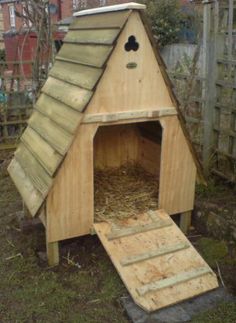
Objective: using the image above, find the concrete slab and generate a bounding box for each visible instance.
[121,287,235,323]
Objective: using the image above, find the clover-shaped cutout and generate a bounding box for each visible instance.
[124,35,139,52]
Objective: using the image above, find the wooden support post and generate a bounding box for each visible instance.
[180,211,192,234]
[202,0,218,173]
[46,240,59,266]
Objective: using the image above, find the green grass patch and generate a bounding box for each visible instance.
[196,238,228,268]
[192,302,236,323]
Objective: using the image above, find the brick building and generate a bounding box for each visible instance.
[0,1,197,73]
[0,0,131,33]
[0,0,132,73]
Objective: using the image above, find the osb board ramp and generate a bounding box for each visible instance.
[93,209,219,313]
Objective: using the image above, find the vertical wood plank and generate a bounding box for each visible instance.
[202,1,218,171]
[228,0,234,62]
[46,124,98,243]
[46,241,59,266]
[180,211,192,234]
[159,116,197,215]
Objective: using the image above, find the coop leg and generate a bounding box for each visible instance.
[46,240,59,266]
[180,211,192,234]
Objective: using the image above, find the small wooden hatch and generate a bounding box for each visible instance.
[94,209,218,312]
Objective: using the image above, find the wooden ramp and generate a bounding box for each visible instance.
[94,209,219,313]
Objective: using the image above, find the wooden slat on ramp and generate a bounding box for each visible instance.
[94,209,219,312]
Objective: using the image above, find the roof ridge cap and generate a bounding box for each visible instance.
[73,2,146,17]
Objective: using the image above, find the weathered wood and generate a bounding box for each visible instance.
[14,143,52,197]
[228,0,234,62]
[41,76,92,112]
[120,242,190,267]
[39,207,46,227]
[216,80,236,89]
[137,267,212,296]
[28,111,72,155]
[202,1,218,171]
[46,241,59,266]
[64,29,120,45]
[83,108,177,124]
[8,159,43,216]
[57,43,113,68]
[50,60,103,90]
[36,93,83,134]
[71,10,130,29]
[21,127,62,177]
[180,211,192,234]
[106,220,173,241]
[0,120,28,126]
[0,60,33,64]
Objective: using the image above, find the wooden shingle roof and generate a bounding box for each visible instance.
[8,9,134,216]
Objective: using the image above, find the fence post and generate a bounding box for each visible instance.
[202,0,218,172]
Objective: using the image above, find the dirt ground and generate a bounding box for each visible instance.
[0,151,236,322]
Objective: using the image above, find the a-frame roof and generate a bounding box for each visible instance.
[8,3,204,217]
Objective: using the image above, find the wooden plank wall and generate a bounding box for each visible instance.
[94,124,139,169]
[138,136,161,176]
[46,124,98,243]
[94,123,161,176]
[46,116,196,243]
[86,12,173,114]
[47,121,162,242]
[159,116,197,215]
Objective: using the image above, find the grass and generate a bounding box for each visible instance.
[0,227,128,322]
[0,172,128,322]
[196,238,228,268]
[192,302,236,323]
[0,165,235,322]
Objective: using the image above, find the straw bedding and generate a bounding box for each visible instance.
[94,164,159,222]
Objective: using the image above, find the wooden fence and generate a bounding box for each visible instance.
[0,1,235,182]
[212,0,236,181]
[0,60,33,150]
[168,0,236,183]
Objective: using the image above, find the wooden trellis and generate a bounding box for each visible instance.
[0,60,33,150]
[169,0,236,182]
[1,1,236,182]
[211,0,236,181]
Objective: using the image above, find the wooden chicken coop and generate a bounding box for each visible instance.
[8,3,218,312]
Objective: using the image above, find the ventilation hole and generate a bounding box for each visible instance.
[124,35,139,52]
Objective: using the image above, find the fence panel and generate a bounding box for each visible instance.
[0,60,33,150]
[212,0,236,181]
[164,0,236,182]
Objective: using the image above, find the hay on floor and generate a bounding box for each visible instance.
[94,164,159,222]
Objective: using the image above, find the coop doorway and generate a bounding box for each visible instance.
[93,121,163,223]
